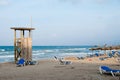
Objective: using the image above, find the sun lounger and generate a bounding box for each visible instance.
[16,58,25,67]
[99,58,105,61]
[77,57,84,60]
[54,56,72,65]
[99,57,108,61]
[58,58,72,65]
[99,66,120,77]
[28,61,38,65]
[95,53,99,57]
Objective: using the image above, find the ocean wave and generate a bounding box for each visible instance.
[59,52,94,57]
[33,52,45,56]
[32,50,42,53]
[0,51,14,55]
[0,46,93,63]
[32,48,87,54]
[33,49,55,53]
[60,52,87,56]
[43,50,55,53]
[0,55,14,58]
[60,48,87,52]
[0,49,5,52]
[67,48,87,51]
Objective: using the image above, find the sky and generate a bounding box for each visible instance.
[0,0,120,46]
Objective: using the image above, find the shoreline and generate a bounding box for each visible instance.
[0,55,119,65]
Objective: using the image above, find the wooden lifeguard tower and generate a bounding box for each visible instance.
[11,27,35,63]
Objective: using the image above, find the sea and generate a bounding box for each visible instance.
[0,46,101,63]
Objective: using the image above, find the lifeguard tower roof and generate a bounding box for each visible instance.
[11,27,35,30]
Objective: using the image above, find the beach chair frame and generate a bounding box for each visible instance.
[99,66,120,79]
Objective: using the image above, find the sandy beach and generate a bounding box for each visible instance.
[1,0,120,80]
[0,56,119,80]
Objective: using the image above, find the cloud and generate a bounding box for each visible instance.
[52,33,57,37]
[95,0,109,4]
[0,0,9,6]
[58,0,82,5]
[58,0,110,5]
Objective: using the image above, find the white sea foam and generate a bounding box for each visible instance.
[0,49,5,52]
[60,52,87,56]
[44,50,55,53]
[33,52,45,56]
[2,52,10,54]
[0,52,11,55]
[0,55,14,58]
[33,49,55,53]
[69,48,86,50]
[33,50,43,53]
[61,48,87,51]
